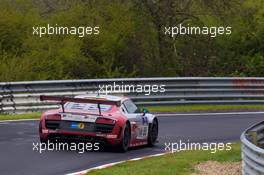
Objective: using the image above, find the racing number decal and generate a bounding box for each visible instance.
[136,116,149,139]
[137,126,148,139]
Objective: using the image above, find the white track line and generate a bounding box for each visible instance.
[67,152,169,175]
[157,111,264,116]
[0,119,39,123]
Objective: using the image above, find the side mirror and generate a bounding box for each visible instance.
[142,108,149,116]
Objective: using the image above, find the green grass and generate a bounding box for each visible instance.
[0,113,40,121]
[147,104,264,113]
[88,143,241,175]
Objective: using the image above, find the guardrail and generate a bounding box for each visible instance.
[241,121,264,175]
[1,77,264,113]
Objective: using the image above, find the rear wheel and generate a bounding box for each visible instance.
[117,123,130,152]
[39,121,48,143]
[148,119,158,146]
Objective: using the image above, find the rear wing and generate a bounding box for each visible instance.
[40,95,121,115]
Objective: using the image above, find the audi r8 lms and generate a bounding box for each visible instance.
[39,94,158,152]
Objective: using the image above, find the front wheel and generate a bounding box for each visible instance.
[117,123,130,152]
[148,119,158,146]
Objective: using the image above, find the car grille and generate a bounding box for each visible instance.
[95,123,115,133]
[45,120,115,133]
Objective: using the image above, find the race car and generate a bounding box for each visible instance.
[39,94,158,152]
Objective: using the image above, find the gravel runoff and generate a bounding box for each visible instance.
[192,161,241,175]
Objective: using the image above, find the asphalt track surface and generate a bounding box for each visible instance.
[0,112,263,175]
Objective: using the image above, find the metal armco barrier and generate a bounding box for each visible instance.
[241,121,264,175]
[2,77,264,113]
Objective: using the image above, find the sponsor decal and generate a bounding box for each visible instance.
[71,122,85,129]
[78,123,85,129]
[61,113,97,122]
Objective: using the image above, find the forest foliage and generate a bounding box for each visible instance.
[0,0,264,81]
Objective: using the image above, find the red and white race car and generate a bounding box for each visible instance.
[39,94,158,152]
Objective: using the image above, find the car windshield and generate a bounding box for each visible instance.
[64,102,112,112]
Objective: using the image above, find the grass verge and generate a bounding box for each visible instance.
[147,104,264,113]
[0,113,40,121]
[88,143,241,175]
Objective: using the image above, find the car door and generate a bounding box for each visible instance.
[122,100,149,140]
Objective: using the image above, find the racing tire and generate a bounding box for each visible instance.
[39,121,45,143]
[117,123,131,152]
[39,121,49,143]
[148,118,158,146]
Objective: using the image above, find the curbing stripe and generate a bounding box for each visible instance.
[67,152,169,175]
